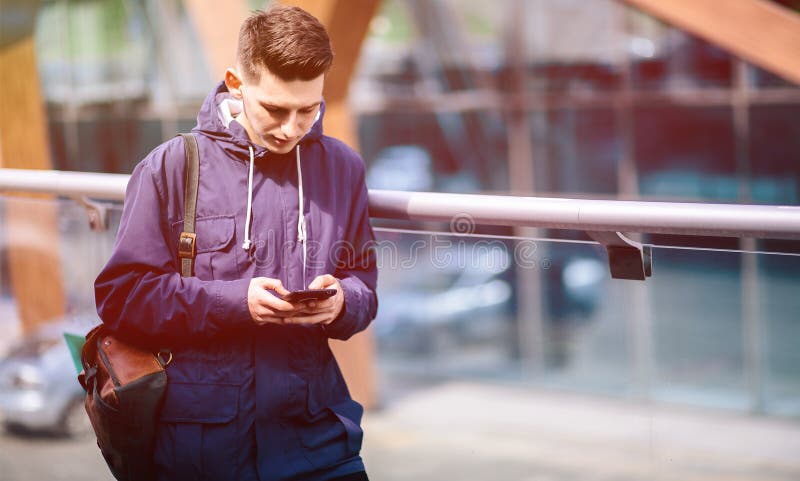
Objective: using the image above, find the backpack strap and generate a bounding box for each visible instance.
[177,133,199,277]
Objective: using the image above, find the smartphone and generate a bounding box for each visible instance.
[282,288,337,303]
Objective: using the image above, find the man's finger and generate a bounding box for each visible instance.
[257,292,299,314]
[309,298,334,310]
[307,275,324,290]
[253,315,286,326]
[264,278,290,296]
[283,312,330,325]
[266,305,300,316]
[307,274,336,289]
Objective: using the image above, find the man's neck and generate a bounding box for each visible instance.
[233,113,266,148]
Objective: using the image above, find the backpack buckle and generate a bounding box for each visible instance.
[178,232,196,259]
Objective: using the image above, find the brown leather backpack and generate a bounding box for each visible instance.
[78,133,199,481]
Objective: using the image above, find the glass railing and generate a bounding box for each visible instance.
[0,195,798,480]
[371,228,800,414]
[365,228,800,480]
[0,196,121,331]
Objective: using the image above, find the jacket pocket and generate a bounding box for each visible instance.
[329,399,364,455]
[154,382,242,480]
[296,377,364,469]
[171,215,238,280]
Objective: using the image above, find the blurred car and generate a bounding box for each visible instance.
[367,144,482,193]
[367,145,435,192]
[375,240,606,354]
[376,242,513,332]
[0,315,98,437]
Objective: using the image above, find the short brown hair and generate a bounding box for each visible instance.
[236,6,334,81]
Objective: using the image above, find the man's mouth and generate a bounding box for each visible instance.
[270,135,293,146]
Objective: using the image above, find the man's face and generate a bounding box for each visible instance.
[229,67,324,154]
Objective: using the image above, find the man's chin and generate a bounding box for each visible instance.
[267,140,298,154]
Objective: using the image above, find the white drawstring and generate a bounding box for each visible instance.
[240,143,306,286]
[296,145,307,287]
[242,145,255,251]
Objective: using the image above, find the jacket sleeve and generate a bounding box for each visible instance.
[324,158,378,341]
[94,148,252,345]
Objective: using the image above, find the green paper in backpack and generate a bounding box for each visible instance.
[64,332,86,374]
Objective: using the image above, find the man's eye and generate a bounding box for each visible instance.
[301,107,316,114]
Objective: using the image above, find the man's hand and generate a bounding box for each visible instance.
[281,274,345,326]
[248,277,311,325]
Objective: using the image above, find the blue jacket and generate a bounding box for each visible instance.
[95,81,378,481]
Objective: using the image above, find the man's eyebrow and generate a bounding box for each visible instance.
[260,101,321,110]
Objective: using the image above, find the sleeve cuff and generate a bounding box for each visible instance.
[214,278,253,328]
[323,276,362,340]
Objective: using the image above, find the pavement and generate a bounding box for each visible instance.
[1,380,799,481]
[363,381,800,481]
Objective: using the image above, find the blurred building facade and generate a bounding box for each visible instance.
[37,0,800,203]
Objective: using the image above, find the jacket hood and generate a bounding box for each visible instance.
[191,81,325,160]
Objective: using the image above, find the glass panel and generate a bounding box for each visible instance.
[368,228,800,479]
[624,5,735,91]
[372,229,800,416]
[758,247,800,415]
[522,0,624,94]
[58,199,123,314]
[47,120,70,172]
[534,108,620,195]
[749,63,800,89]
[177,118,200,136]
[356,1,800,203]
[0,196,121,335]
[0,196,121,481]
[629,31,734,91]
[53,116,165,174]
[35,0,149,103]
[374,229,518,375]
[750,105,800,204]
[536,239,631,392]
[647,246,747,409]
[359,111,508,192]
[635,106,737,201]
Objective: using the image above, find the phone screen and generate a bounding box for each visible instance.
[282,288,337,303]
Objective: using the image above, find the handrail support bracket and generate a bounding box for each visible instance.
[586,231,652,281]
[72,196,110,232]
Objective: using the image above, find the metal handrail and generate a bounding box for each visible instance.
[1,168,799,240]
[0,169,129,200]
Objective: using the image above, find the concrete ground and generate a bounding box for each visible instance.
[1,380,799,480]
[363,381,800,481]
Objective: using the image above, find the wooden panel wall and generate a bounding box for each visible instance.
[183,0,250,77]
[0,13,66,333]
[281,0,381,408]
[622,0,800,85]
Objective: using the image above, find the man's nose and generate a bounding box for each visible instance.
[281,113,301,139]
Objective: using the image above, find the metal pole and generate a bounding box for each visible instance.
[505,0,545,375]
[0,169,129,200]
[734,59,765,413]
[616,3,654,400]
[367,190,800,240]
[1,169,799,239]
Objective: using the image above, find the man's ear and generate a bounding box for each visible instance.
[225,68,244,99]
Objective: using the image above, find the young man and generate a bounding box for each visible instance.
[94,6,377,481]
